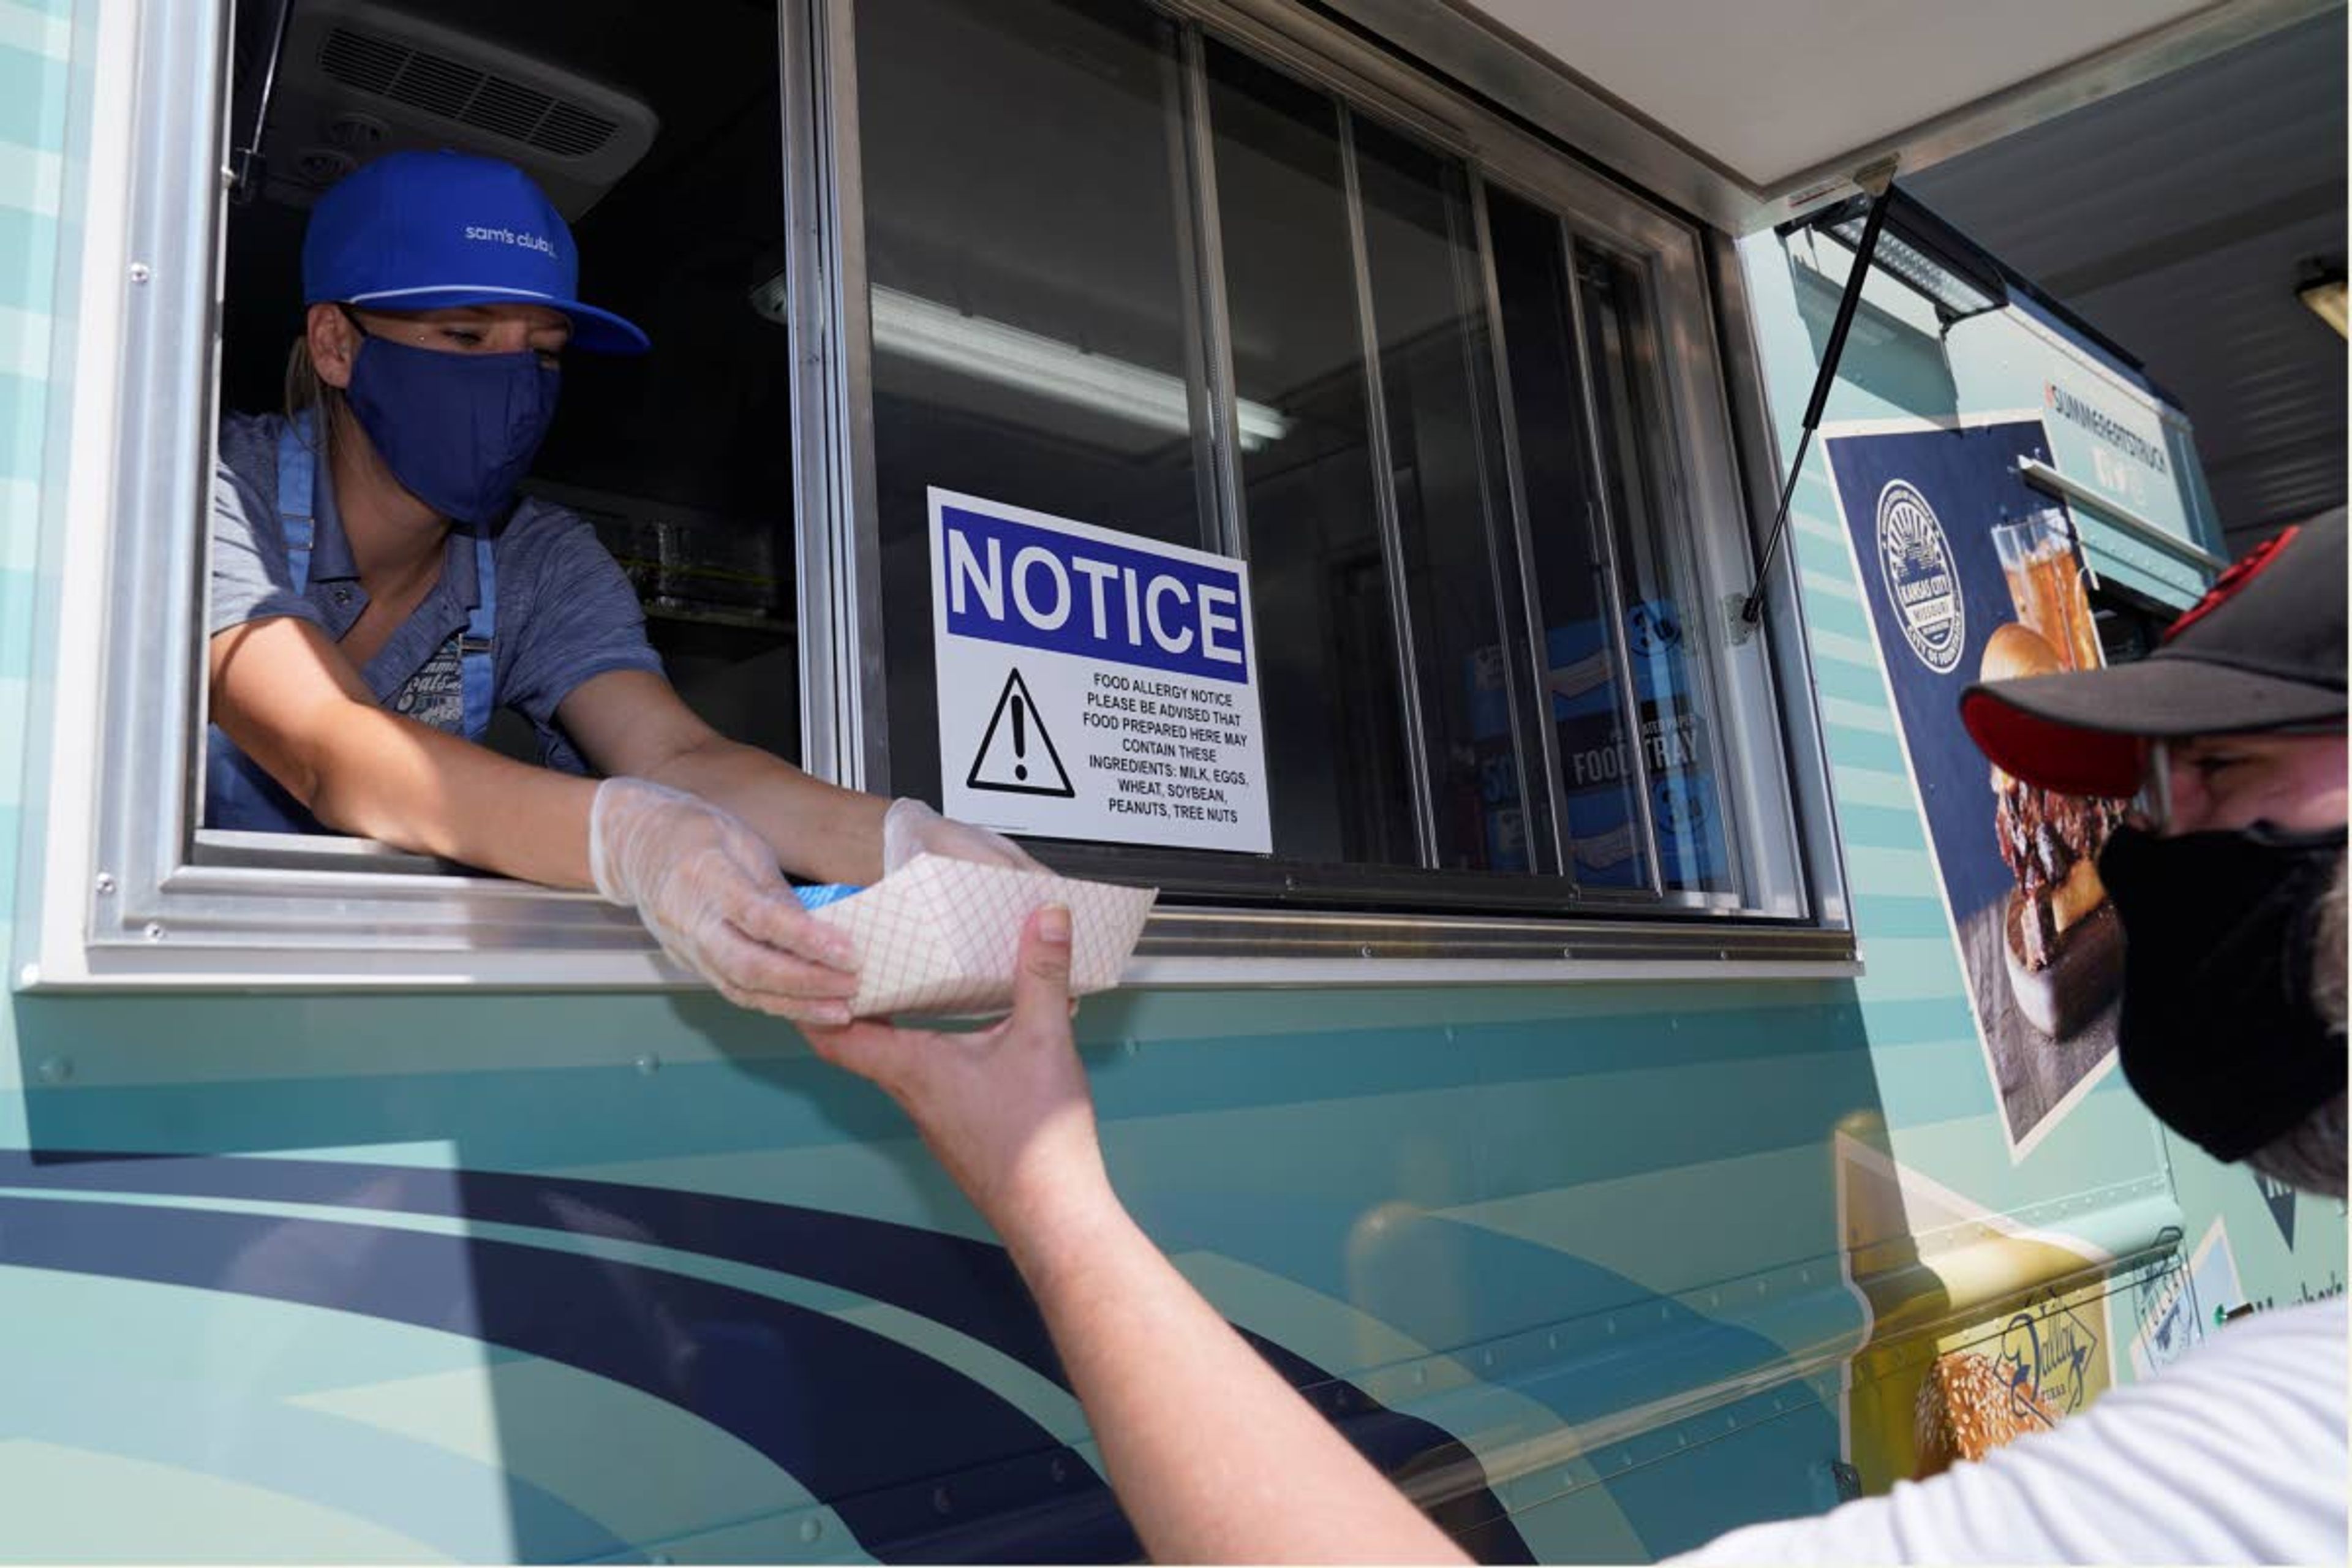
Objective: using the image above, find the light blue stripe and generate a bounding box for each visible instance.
[0,45,63,149]
[1808,627,1878,669]
[0,672,25,805]
[1845,842,1936,893]
[1848,891,1956,942]
[0,141,62,217]
[1817,723,1906,775]
[1832,802,1927,854]
[0,303,48,380]
[0,370,40,481]
[1797,567,1858,605]
[0,6,71,59]
[0,208,56,315]
[1830,764,1915,812]
[1,477,33,571]
[1818,695,1893,735]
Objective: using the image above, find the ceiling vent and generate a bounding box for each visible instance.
[264,0,658,219]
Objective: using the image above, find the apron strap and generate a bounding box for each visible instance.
[459,531,497,742]
[275,412,317,594]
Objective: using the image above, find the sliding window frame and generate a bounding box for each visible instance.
[783,0,1846,962]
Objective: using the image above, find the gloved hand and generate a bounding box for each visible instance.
[882,797,1044,875]
[589,776,862,1023]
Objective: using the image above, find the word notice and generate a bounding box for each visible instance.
[931,488,1272,854]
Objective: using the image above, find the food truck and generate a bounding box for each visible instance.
[0,0,2341,1558]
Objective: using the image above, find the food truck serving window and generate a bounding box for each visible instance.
[823,0,1823,939]
[34,0,1847,987]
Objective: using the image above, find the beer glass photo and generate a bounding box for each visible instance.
[1992,508,2104,672]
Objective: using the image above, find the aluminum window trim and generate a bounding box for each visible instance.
[1336,100,1441,870]
[1557,221,1668,899]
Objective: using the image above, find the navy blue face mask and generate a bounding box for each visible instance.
[339,309,561,527]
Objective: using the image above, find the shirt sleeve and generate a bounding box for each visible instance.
[494,503,665,751]
[1666,1299,2346,1565]
[208,414,326,638]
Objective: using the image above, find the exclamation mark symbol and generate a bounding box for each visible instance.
[1011,693,1029,782]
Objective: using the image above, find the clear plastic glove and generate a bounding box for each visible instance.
[589,776,862,1023]
[882,796,1044,875]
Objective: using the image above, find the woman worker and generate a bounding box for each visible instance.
[208,149,1032,1022]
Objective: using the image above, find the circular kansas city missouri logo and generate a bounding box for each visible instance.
[1875,480,1966,673]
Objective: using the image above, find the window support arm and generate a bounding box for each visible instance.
[1738,158,1898,627]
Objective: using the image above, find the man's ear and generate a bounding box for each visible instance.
[306,302,360,390]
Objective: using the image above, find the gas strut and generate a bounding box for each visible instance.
[1739,159,1899,627]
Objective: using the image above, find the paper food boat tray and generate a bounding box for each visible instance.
[803,854,1158,1017]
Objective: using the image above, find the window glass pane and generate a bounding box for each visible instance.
[858,0,1208,807]
[1573,242,1735,895]
[1483,186,1653,889]
[1204,43,1419,867]
[1352,119,1532,874]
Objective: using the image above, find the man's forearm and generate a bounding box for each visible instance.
[642,739,889,885]
[1006,1186,1468,1566]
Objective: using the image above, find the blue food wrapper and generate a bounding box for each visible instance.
[791,883,864,913]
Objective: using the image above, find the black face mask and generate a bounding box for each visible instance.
[2098,823,2347,1161]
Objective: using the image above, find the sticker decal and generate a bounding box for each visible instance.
[1875,479,1967,674]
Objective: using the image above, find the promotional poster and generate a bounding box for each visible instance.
[1822,417,2124,1154]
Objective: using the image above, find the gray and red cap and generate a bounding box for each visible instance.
[1961,509,2347,798]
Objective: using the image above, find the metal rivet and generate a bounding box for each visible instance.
[1282,874,1297,892]
[1560,946,1573,959]
[1359,944,1374,959]
[143,921,165,943]
[1717,949,1731,960]
[129,262,151,284]
[36,1057,72,1084]
[635,1055,659,1076]
[932,1485,952,1515]
[798,1518,823,1543]
[94,872,116,895]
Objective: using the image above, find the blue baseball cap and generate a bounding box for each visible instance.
[302,149,649,355]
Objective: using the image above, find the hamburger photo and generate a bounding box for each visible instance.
[1980,622,2125,1037]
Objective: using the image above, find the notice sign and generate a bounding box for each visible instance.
[930,488,1272,853]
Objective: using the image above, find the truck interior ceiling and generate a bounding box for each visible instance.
[222,0,801,766]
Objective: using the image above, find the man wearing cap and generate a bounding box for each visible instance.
[209,150,1035,1022]
[804,511,2346,1562]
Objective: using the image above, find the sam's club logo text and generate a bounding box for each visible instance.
[464,225,559,259]
[1875,480,1965,674]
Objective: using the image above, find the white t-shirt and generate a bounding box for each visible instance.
[1672,1296,2346,1564]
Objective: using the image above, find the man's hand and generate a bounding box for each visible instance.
[803,906,1112,1241]
[883,797,1046,875]
[589,776,863,1023]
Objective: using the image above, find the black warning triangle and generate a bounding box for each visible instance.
[967,668,1075,797]
[2255,1172,2297,1249]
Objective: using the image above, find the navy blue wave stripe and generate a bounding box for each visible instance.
[0,1153,1531,1562]
[0,1194,1136,1564]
